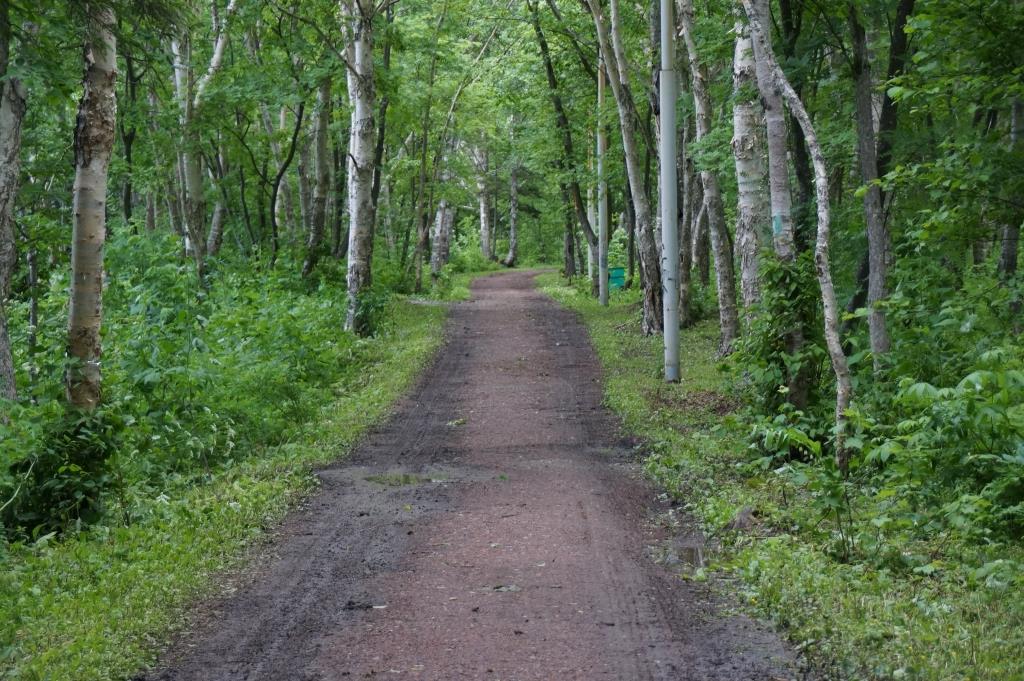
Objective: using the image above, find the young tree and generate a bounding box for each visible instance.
[67,4,117,411]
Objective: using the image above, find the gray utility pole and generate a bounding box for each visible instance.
[598,57,610,306]
[660,0,680,381]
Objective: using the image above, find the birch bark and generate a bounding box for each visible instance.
[67,5,117,411]
[743,0,854,472]
[678,0,739,352]
[504,162,519,267]
[731,14,768,313]
[342,0,378,334]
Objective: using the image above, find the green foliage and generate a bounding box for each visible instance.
[542,271,1024,681]
[0,247,452,680]
[733,251,827,413]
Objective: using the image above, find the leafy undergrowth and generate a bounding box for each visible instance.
[0,239,487,680]
[538,272,1024,681]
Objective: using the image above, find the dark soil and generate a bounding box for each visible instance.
[146,270,799,681]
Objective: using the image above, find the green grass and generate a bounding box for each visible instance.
[538,272,1024,681]
[0,297,449,681]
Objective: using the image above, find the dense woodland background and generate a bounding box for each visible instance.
[0,0,1022,678]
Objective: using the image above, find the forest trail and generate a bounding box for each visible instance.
[148,270,797,681]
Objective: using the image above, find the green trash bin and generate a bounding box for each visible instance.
[609,267,626,290]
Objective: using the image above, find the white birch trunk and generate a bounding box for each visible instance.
[731,14,768,313]
[342,0,378,333]
[431,199,454,276]
[67,5,116,411]
[749,0,795,261]
[504,164,518,267]
[471,146,492,259]
[744,0,854,472]
[679,0,740,353]
[586,186,596,280]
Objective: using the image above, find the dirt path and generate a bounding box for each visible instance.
[148,271,797,681]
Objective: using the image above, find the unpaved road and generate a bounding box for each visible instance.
[148,271,797,681]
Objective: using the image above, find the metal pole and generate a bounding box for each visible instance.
[660,0,680,381]
[598,57,609,306]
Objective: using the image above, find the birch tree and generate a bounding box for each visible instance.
[67,5,117,411]
[678,0,739,352]
[848,5,891,369]
[342,0,378,334]
[730,12,768,313]
[584,0,663,334]
[172,0,240,280]
[470,146,492,259]
[743,0,854,473]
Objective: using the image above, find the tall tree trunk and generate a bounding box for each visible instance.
[259,103,297,233]
[297,125,313,234]
[679,0,739,353]
[849,5,891,370]
[303,79,332,278]
[269,102,306,267]
[749,0,808,408]
[430,199,454,277]
[731,13,768,314]
[586,0,662,334]
[412,4,447,292]
[597,62,610,304]
[561,183,576,276]
[429,133,453,277]
[331,128,348,259]
[342,0,378,334]
[206,142,228,255]
[744,0,853,473]
[504,162,519,267]
[119,47,138,228]
[145,193,157,232]
[67,5,117,411]
[0,3,26,402]
[371,3,394,217]
[528,0,599,265]
[678,111,693,325]
[472,147,492,259]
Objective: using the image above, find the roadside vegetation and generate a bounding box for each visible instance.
[541,272,1024,681]
[0,234,496,680]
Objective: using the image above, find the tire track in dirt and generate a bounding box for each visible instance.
[147,270,798,681]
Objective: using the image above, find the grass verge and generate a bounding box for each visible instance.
[538,272,1024,681]
[0,290,458,681]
